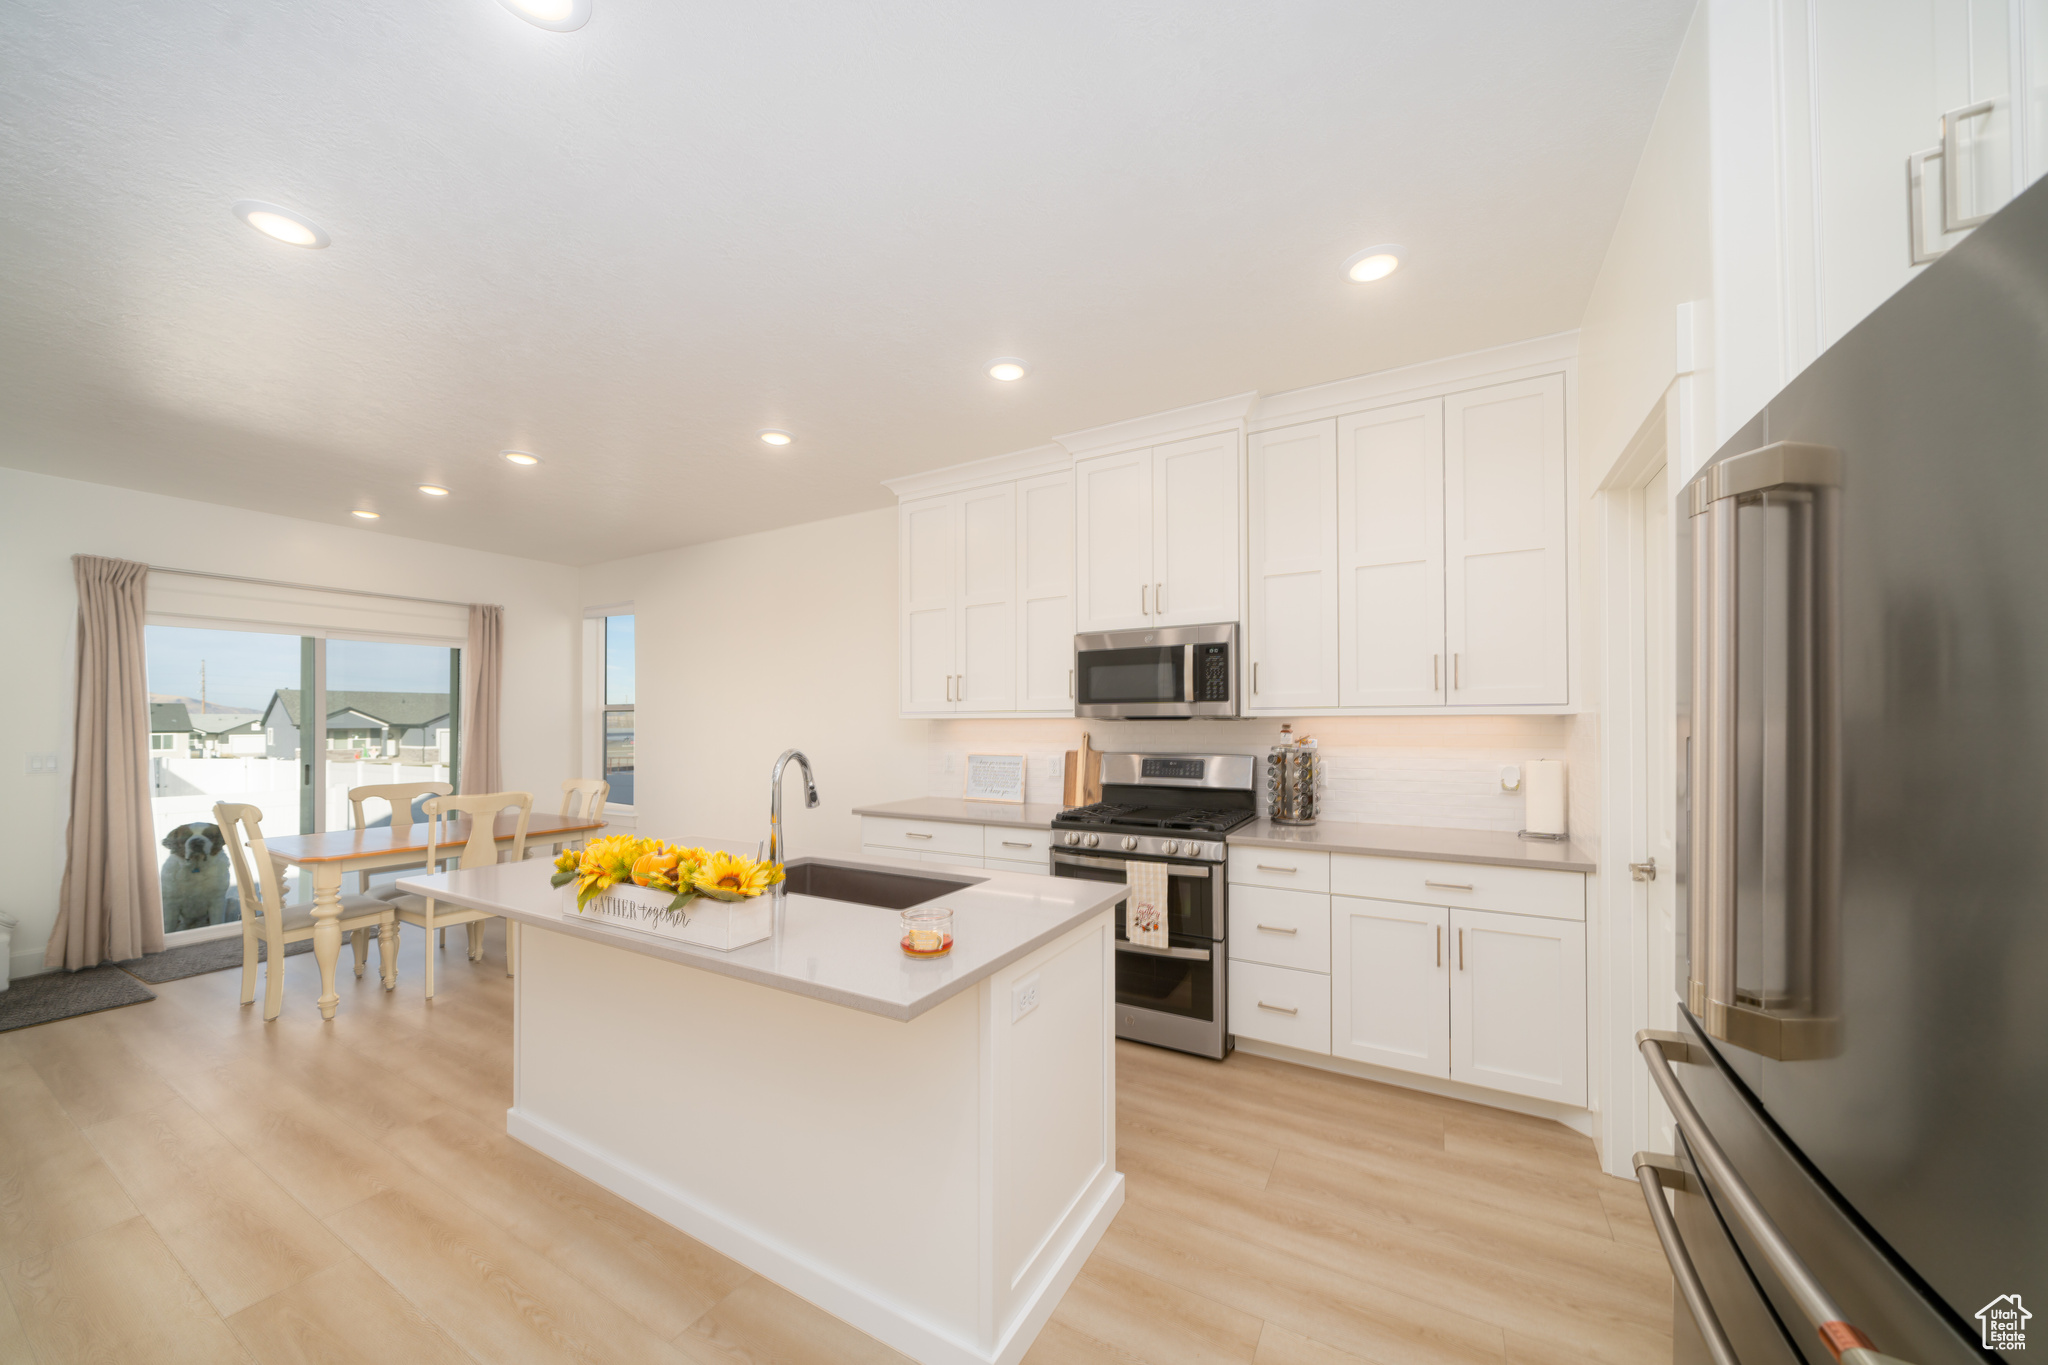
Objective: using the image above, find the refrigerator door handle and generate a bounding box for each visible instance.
[1638,1032,1915,1365]
[1631,1153,1739,1365]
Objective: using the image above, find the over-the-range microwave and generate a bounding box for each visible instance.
[1073,622,1238,720]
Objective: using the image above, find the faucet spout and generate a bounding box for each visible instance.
[768,749,819,866]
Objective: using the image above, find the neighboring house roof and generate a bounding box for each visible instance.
[264,689,451,729]
[150,701,192,733]
[188,711,262,736]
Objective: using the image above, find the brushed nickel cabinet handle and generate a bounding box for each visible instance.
[1001,840,1032,850]
[1253,661,1260,694]
[1256,1001,1300,1015]
[905,831,934,840]
[1425,880,1473,891]
[1140,584,1148,616]
[1155,581,1164,614]
[1433,654,1439,691]
[1256,863,1296,874]
[1255,923,1298,935]
[1458,928,1465,970]
[1436,924,1442,967]
[1069,668,1075,699]
[1454,653,1461,689]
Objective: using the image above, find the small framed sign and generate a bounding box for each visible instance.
[963,752,1027,804]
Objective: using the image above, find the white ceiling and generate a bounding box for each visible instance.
[0,1,1691,565]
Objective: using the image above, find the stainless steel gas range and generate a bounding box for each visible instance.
[1049,752,1257,1060]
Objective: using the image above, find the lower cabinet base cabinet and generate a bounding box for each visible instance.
[1448,906,1586,1106]
[1228,960,1331,1053]
[1330,896,1450,1078]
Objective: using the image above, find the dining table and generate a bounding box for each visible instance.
[261,812,610,1018]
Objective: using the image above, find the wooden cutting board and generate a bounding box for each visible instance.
[1062,733,1101,808]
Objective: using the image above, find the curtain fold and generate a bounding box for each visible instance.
[46,555,163,970]
[460,603,504,794]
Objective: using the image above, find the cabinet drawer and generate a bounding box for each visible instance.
[983,826,1052,861]
[1228,885,1330,973]
[1229,961,1331,1053]
[859,816,984,858]
[1227,846,1330,893]
[860,845,985,871]
[985,856,1048,876]
[1331,854,1583,922]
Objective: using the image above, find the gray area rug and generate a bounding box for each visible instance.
[0,966,156,1033]
[120,935,313,984]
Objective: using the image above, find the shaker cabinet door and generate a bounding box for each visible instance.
[1337,399,1445,708]
[900,495,957,714]
[955,484,1016,711]
[1074,449,1154,632]
[1444,376,1567,706]
[1151,431,1242,628]
[1448,906,1586,1105]
[1247,420,1338,711]
[1015,472,1076,713]
[1331,896,1449,1078]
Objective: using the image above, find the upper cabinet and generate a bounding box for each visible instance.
[1337,399,1444,709]
[1076,430,1242,633]
[1247,421,1339,710]
[898,472,1074,718]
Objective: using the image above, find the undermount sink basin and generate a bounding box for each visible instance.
[779,858,981,910]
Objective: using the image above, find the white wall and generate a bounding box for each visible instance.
[0,466,583,978]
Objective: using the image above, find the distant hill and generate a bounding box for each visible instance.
[149,692,264,715]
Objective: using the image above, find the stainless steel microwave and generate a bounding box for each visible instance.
[1073,622,1238,719]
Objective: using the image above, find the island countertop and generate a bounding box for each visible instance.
[1227,818,1595,873]
[397,849,1123,1022]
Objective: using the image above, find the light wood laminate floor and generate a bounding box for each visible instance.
[0,922,1672,1365]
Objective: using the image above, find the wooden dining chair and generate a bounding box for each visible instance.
[375,791,532,998]
[534,778,610,859]
[346,780,453,976]
[215,802,398,1021]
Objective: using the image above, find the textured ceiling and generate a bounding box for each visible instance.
[0,1,1691,564]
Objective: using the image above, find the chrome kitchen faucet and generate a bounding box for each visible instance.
[768,749,818,866]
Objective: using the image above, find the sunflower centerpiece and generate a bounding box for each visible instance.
[551,835,786,950]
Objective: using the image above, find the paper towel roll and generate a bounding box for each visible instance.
[1523,759,1567,836]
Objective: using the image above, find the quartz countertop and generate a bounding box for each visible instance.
[397,847,1121,1022]
[1227,819,1595,873]
[851,796,1066,829]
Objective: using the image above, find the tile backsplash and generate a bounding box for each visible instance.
[924,714,1596,840]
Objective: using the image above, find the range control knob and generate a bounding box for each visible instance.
[1121,836,1138,852]
[1084,834,1100,849]
[1062,832,1080,846]
[1162,840,1181,856]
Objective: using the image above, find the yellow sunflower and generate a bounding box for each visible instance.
[689,850,786,902]
[574,834,651,908]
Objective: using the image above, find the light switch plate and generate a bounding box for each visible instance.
[1011,972,1040,1022]
[26,752,58,776]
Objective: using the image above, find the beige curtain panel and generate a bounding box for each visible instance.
[46,555,164,970]
[461,602,504,794]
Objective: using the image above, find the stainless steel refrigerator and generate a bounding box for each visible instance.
[1646,174,2048,1362]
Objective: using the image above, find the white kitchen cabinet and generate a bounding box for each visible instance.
[1330,895,1450,1078]
[899,495,958,715]
[1336,399,1444,708]
[1449,906,1586,1106]
[899,487,1015,715]
[1074,448,1154,632]
[1247,420,1339,711]
[1229,960,1333,1053]
[1015,472,1076,713]
[1443,375,1568,706]
[1074,432,1242,633]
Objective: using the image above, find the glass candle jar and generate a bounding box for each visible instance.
[901,906,954,958]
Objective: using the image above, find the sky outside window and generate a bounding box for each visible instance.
[606,615,635,704]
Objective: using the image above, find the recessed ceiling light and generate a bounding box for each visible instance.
[351,509,380,520]
[497,0,591,31]
[987,358,1029,382]
[1343,245,1404,283]
[501,451,540,466]
[418,485,451,496]
[232,200,329,249]
[757,429,793,447]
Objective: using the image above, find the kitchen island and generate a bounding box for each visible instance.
[397,849,1125,1365]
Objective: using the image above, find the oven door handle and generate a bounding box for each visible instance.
[1114,940,1212,961]
[1052,850,1214,877]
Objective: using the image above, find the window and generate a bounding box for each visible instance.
[603,614,635,806]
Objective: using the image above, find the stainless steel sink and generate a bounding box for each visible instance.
[779,858,981,909]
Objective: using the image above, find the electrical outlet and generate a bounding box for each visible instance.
[1011,972,1040,1022]
[25,752,58,776]
[1499,764,1521,792]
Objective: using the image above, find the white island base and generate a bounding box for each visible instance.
[469,863,1123,1365]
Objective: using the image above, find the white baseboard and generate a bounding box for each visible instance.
[1234,1038,1598,1137]
[506,1106,1122,1365]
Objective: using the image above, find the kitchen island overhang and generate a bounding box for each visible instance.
[399,851,1126,1365]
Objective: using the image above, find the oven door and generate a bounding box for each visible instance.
[1050,849,1222,940]
[1074,624,1236,718]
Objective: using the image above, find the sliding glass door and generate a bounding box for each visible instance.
[144,624,461,939]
